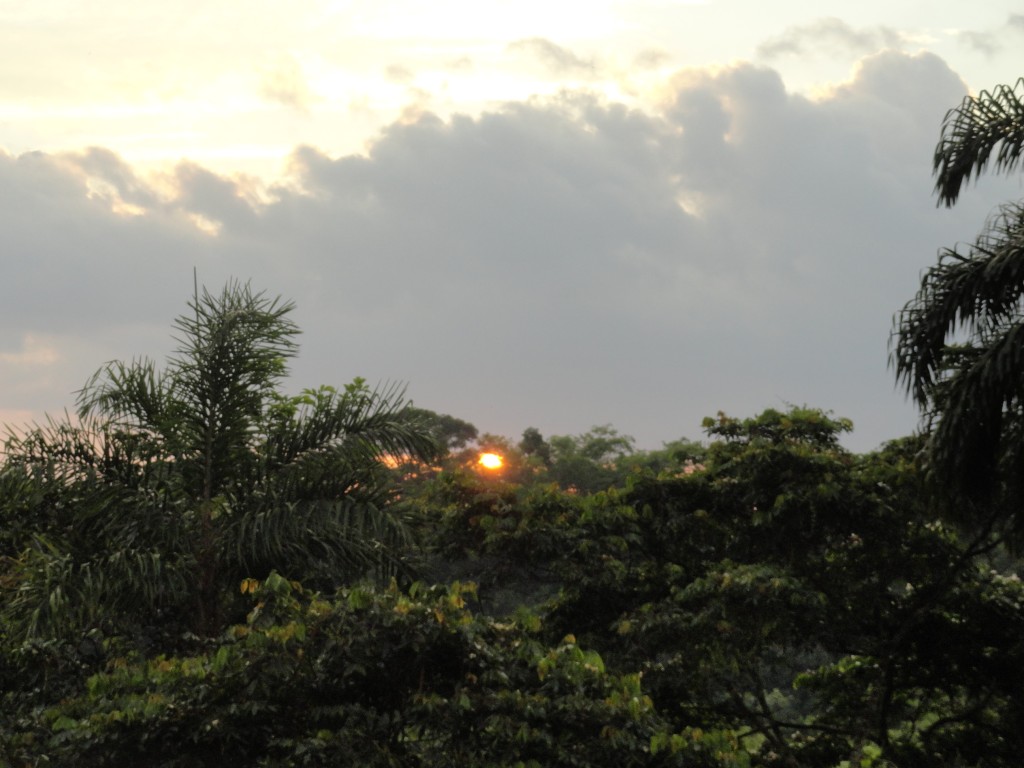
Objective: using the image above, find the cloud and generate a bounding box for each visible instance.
[953,22,1021,57]
[758,17,905,59]
[634,49,671,70]
[0,334,76,423]
[507,38,596,76]
[0,148,210,334]
[0,335,58,366]
[259,54,313,110]
[446,56,474,72]
[385,64,415,84]
[74,148,162,211]
[956,30,999,56]
[950,14,1024,57]
[2,52,1013,452]
[172,163,261,232]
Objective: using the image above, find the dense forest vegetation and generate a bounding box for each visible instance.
[2,80,1023,767]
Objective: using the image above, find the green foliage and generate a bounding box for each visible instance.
[10,576,725,767]
[5,394,1024,766]
[519,427,552,467]
[547,425,636,494]
[403,407,479,451]
[533,407,1024,766]
[408,468,577,615]
[702,407,852,448]
[516,424,702,496]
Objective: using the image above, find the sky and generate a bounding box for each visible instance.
[2,1,1023,453]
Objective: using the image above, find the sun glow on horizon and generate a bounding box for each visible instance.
[478,452,504,470]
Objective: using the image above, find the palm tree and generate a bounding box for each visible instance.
[892,78,1024,507]
[1,280,439,640]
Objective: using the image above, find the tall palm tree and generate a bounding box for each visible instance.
[1,281,439,640]
[892,78,1024,507]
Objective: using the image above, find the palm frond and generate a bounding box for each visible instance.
[225,496,415,586]
[1,537,191,640]
[332,381,442,463]
[6,414,120,483]
[934,78,1024,206]
[927,322,1024,499]
[75,358,168,431]
[891,202,1024,403]
[168,280,300,499]
[4,413,179,494]
[171,280,299,411]
[261,381,441,472]
[2,541,83,639]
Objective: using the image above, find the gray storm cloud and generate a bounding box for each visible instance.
[1,52,1013,450]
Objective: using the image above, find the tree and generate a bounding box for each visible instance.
[8,403,1024,766]
[519,426,552,466]
[892,78,1024,508]
[404,407,479,451]
[544,408,1024,766]
[15,576,747,768]
[547,425,636,493]
[0,280,439,642]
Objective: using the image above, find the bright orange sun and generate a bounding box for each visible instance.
[478,452,504,470]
